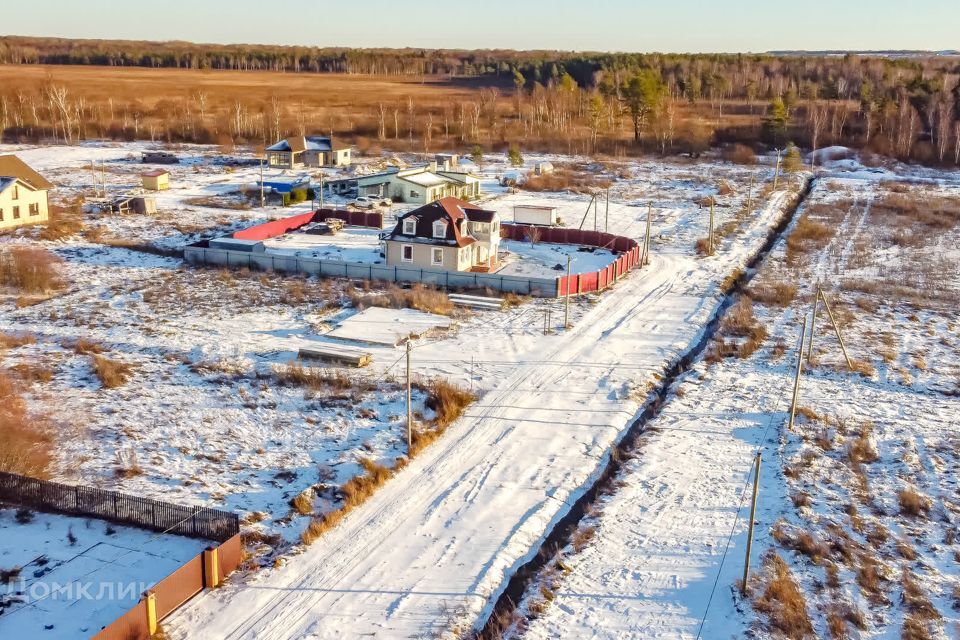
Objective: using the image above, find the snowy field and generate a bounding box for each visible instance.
[1,139,803,638]
[511,160,960,639]
[0,508,208,640]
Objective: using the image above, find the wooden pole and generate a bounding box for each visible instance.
[788,316,807,432]
[319,172,324,210]
[593,193,598,231]
[259,157,265,208]
[806,285,820,364]
[564,255,572,329]
[708,201,715,255]
[644,203,652,265]
[741,452,762,595]
[819,289,854,370]
[406,340,413,455]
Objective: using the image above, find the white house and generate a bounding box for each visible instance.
[513,204,560,226]
[357,164,481,204]
[384,197,500,272]
[0,155,53,232]
[265,136,351,168]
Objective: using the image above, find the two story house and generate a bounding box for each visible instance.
[384,197,500,272]
[265,136,352,168]
[0,155,54,233]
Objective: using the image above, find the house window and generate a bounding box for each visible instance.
[432,220,447,238]
[431,248,444,266]
[401,245,413,262]
[29,203,39,216]
[410,190,418,199]
[12,206,20,219]
[11,185,18,200]
[403,218,416,235]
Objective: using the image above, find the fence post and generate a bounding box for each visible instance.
[75,485,80,510]
[113,493,118,518]
[144,591,158,635]
[193,505,199,535]
[203,546,221,588]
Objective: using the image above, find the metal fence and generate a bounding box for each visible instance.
[0,472,239,542]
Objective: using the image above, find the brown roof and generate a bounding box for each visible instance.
[141,169,169,178]
[387,197,498,247]
[0,155,54,191]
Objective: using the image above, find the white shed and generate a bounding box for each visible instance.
[513,204,560,226]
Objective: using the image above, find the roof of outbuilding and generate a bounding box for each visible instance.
[0,155,54,191]
[266,136,349,154]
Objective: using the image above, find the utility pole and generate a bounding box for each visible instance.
[406,340,413,455]
[319,173,324,211]
[259,156,266,208]
[787,316,807,432]
[746,175,754,213]
[605,187,609,232]
[773,148,783,191]
[564,255,572,329]
[593,193,598,231]
[806,284,820,364]
[643,203,652,265]
[708,201,715,256]
[741,452,762,596]
[819,288,853,370]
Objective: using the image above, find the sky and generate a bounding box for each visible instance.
[5,0,960,53]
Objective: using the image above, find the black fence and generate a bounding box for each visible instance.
[0,472,239,542]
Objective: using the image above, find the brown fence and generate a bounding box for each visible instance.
[313,207,384,229]
[93,534,243,640]
[501,223,644,296]
[0,471,239,542]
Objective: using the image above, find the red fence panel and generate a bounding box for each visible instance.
[233,212,316,240]
[93,600,149,640]
[154,555,204,620]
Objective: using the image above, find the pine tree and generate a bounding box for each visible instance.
[507,145,523,167]
[762,97,789,146]
[782,143,803,172]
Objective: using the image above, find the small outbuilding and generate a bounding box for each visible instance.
[534,161,554,176]
[513,204,560,226]
[141,170,170,191]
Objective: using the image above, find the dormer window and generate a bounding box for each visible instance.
[403,218,417,235]
[433,220,448,239]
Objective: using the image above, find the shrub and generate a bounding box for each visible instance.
[724,144,758,165]
[272,362,359,393]
[0,332,36,349]
[752,551,814,638]
[0,246,65,293]
[70,338,104,355]
[39,207,84,241]
[421,379,474,429]
[290,488,315,516]
[91,355,133,388]
[786,215,833,263]
[747,282,798,307]
[0,371,52,477]
[898,488,931,518]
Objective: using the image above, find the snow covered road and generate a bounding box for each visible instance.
[166,188,800,640]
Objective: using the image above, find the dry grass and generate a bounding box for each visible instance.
[38,206,84,241]
[772,521,829,565]
[706,297,768,362]
[747,281,798,307]
[290,488,315,516]
[752,551,814,639]
[0,332,36,349]
[786,214,834,264]
[272,361,359,393]
[0,370,53,478]
[69,337,104,355]
[91,355,133,388]
[410,378,475,456]
[301,458,396,545]
[902,569,941,622]
[898,488,931,518]
[520,168,610,194]
[0,246,65,293]
[348,283,453,316]
[10,362,54,384]
[855,552,888,605]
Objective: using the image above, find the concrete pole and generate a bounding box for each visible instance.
[787,316,807,432]
[773,149,782,191]
[806,285,820,364]
[564,255,572,329]
[741,452,762,596]
[708,201,715,255]
[644,203,652,266]
[259,156,265,208]
[406,340,413,455]
[819,289,854,370]
[605,187,610,232]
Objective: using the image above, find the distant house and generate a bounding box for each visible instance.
[535,161,554,175]
[265,136,351,169]
[0,155,53,232]
[142,151,179,164]
[357,164,481,204]
[384,197,500,272]
[141,169,170,191]
[513,204,560,226]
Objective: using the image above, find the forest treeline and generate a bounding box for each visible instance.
[2,36,960,165]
